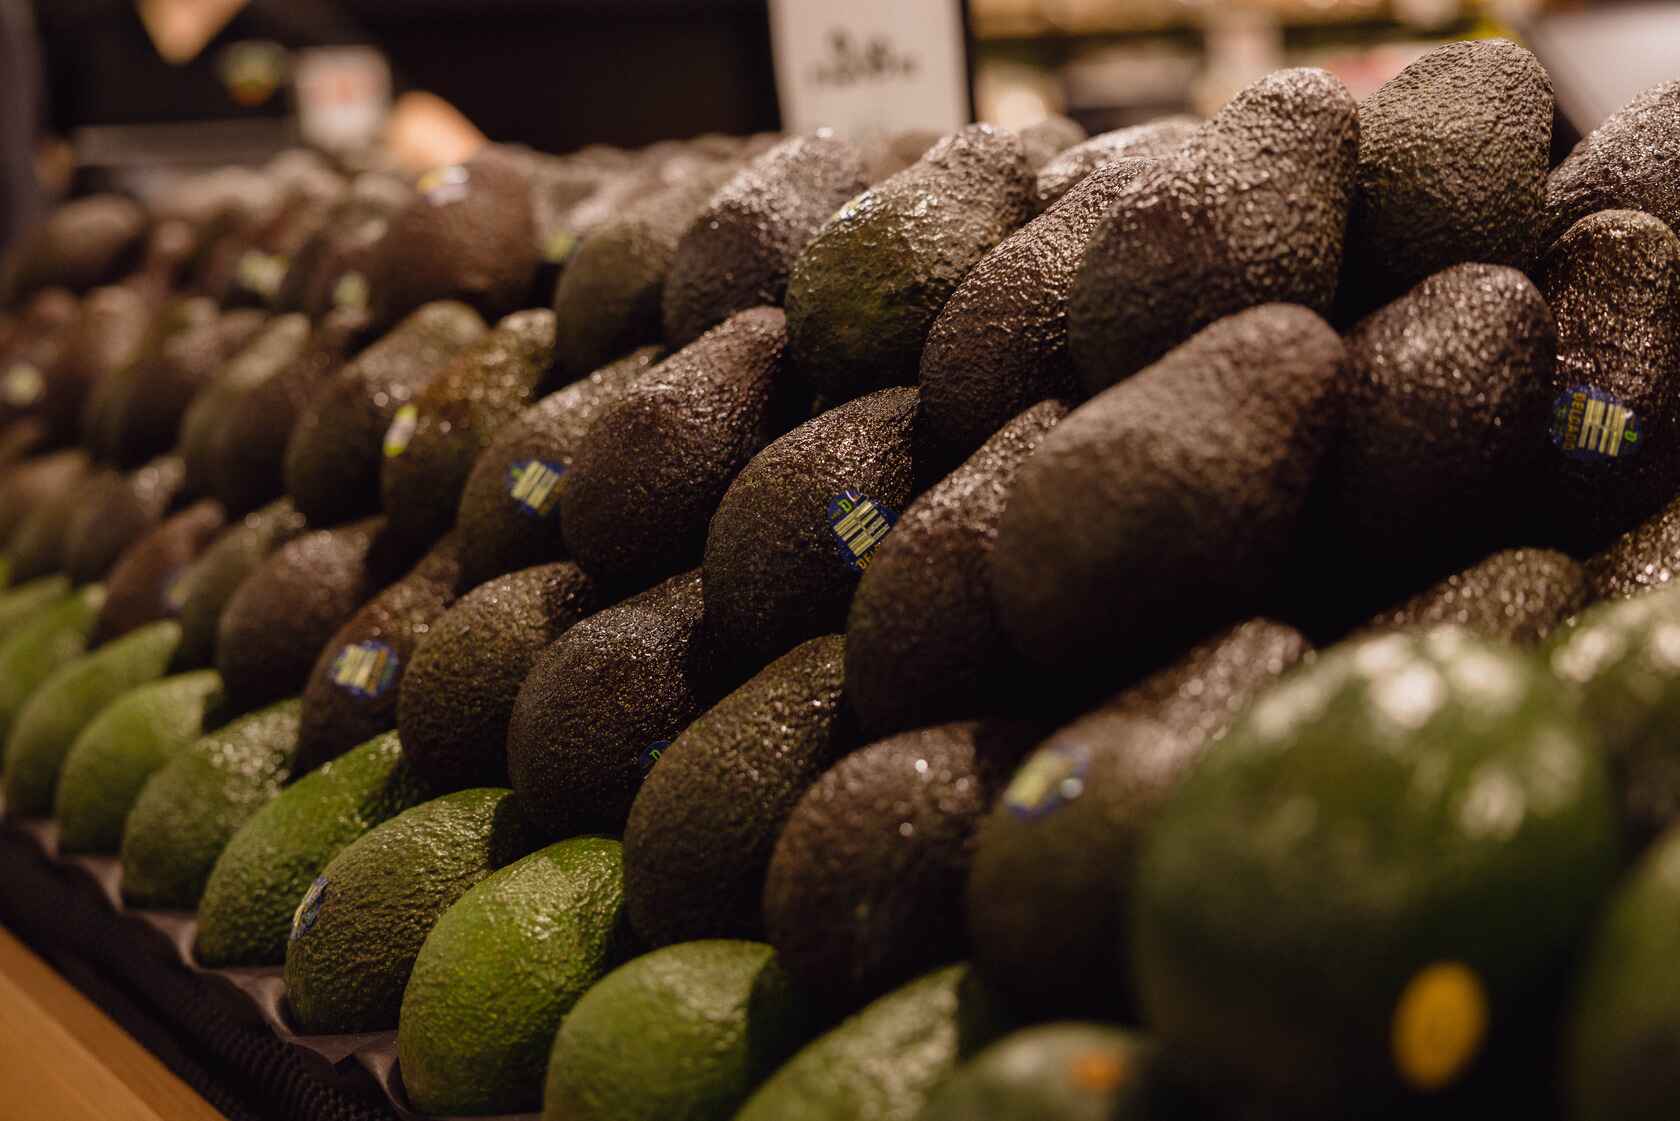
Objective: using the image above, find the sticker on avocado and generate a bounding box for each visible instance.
[507,459,566,518]
[544,229,578,265]
[827,490,896,573]
[639,740,670,775]
[333,271,369,312]
[418,165,470,207]
[163,567,193,614]
[237,251,288,300]
[1003,742,1090,820]
[1067,1048,1130,1094]
[1551,386,1640,460]
[383,404,419,458]
[2,364,43,408]
[328,641,400,700]
[1391,961,1489,1091]
[291,876,328,941]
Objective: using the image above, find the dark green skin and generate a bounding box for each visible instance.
[364,147,539,331]
[171,499,308,671]
[662,134,873,348]
[1336,40,1553,319]
[6,466,113,583]
[454,346,661,590]
[194,730,432,966]
[507,570,709,837]
[398,837,634,1116]
[561,307,799,590]
[215,517,387,713]
[0,585,103,751]
[36,285,152,447]
[398,561,603,790]
[1134,627,1619,1115]
[847,402,1066,737]
[91,499,226,646]
[918,160,1149,470]
[1032,117,1198,214]
[77,297,211,466]
[1537,210,1680,553]
[1359,548,1586,646]
[380,308,557,549]
[623,635,857,948]
[764,720,1041,1011]
[61,456,186,586]
[1568,823,1680,1120]
[178,315,313,500]
[1546,585,1680,848]
[543,940,820,1121]
[121,698,302,911]
[967,620,1310,1020]
[1546,80,1680,247]
[1068,68,1357,393]
[703,387,919,672]
[786,124,1033,400]
[3,194,147,300]
[1018,115,1087,171]
[0,448,91,546]
[992,305,1342,677]
[284,787,544,1033]
[1586,493,1680,602]
[919,1024,1160,1121]
[734,964,1013,1121]
[285,301,486,527]
[276,172,412,317]
[290,533,464,777]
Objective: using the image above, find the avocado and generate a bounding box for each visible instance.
[1336,40,1553,318]
[59,456,187,586]
[1536,210,1680,552]
[703,386,918,670]
[364,147,541,330]
[177,314,312,499]
[215,517,391,712]
[0,420,44,472]
[507,569,709,836]
[35,285,152,447]
[0,584,103,748]
[1067,69,1357,393]
[543,940,819,1121]
[2,195,147,300]
[734,963,1012,1121]
[786,124,1033,400]
[76,296,207,462]
[1566,822,1680,1120]
[120,697,302,910]
[397,836,632,1115]
[966,620,1310,1019]
[3,619,181,816]
[919,1023,1160,1121]
[91,499,226,645]
[1546,80,1680,247]
[0,292,79,439]
[53,670,222,853]
[1032,116,1198,214]
[1360,548,1586,645]
[194,729,433,966]
[292,533,464,775]
[847,402,1066,735]
[171,499,307,670]
[0,448,91,545]
[1018,115,1088,170]
[398,561,603,790]
[858,128,943,182]
[623,634,856,947]
[661,134,872,348]
[284,787,544,1032]
[454,345,661,589]
[224,171,346,309]
[276,172,413,318]
[1133,627,1618,1114]
[765,720,1040,1009]
[6,466,112,583]
[991,304,1341,680]
[918,159,1149,468]
[0,574,71,639]
[561,307,798,589]
[381,309,557,548]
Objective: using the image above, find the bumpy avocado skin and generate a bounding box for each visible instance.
[0,586,103,748]
[561,307,798,589]
[172,499,308,670]
[1018,115,1087,170]
[1068,69,1357,393]
[1537,210,1680,552]
[967,620,1310,1020]
[662,134,872,347]
[1032,116,1197,213]
[1337,40,1553,317]
[285,302,486,527]
[399,562,603,790]
[1360,548,1586,646]
[1546,80,1680,247]
[847,402,1065,736]
[92,499,226,646]
[622,635,857,948]
[786,125,1034,400]
[703,387,919,671]
[506,570,708,837]
[991,305,1342,678]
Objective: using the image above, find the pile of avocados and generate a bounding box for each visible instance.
[6,40,1680,1121]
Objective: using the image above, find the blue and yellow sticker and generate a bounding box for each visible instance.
[418,165,470,207]
[383,404,419,459]
[827,490,897,573]
[329,641,400,700]
[507,459,566,518]
[1003,742,1090,820]
[291,876,328,941]
[1552,386,1640,461]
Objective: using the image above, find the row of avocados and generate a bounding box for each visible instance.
[2,33,1680,1121]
